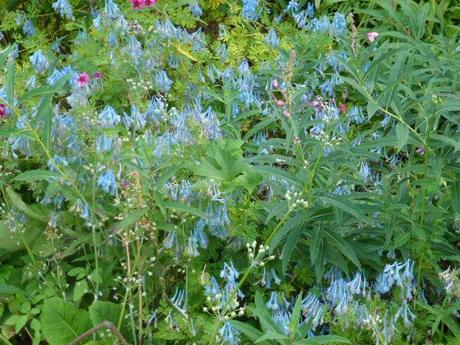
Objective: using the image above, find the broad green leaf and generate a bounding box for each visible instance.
[0,283,24,295]
[41,297,92,345]
[310,226,323,267]
[5,187,47,221]
[73,280,88,302]
[13,170,60,182]
[89,301,131,341]
[0,45,16,70]
[395,123,409,152]
[253,166,302,188]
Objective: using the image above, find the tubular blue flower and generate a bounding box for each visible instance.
[266,292,280,310]
[164,230,177,249]
[52,0,75,20]
[193,219,208,248]
[170,288,187,315]
[395,301,416,327]
[189,1,203,17]
[348,272,368,296]
[97,169,118,195]
[98,106,121,128]
[332,13,347,35]
[219,322,240,345]
[207,203,230,239]
[204,277,221,300]
[23,19,35,36]
[155,70,173,92]
[220,262,239,283]
[285,0,299,13]
[186,236,200,257]
[359,162,371,182]
[71,199,91,221]
[124,36,143,64]
[302,293,325,329]
[104,0,121,19]
[272,311,291,335]
[30,49,49,73]
[242,0,259,20]
[96,135,113,153]
[264,28,279,47]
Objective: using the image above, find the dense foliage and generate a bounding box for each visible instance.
[0,0,459,344]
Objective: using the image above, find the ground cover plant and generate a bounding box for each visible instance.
[0,0,459,344]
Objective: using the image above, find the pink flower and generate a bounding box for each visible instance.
[0,104,6,118]
[273,79,279,89]
[276,100,285,106]
[340,103,347,113]
[131,0,145,10]
[94,71,103,80]
[77,72,90,87]
[367,32,379,43]
[144,0,157,6]
[283,110,291,117]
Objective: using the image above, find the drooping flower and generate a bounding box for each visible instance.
[52,0,75,20]
[97,169,118,195]
[30,50,49,73]
[264,28,279,47]
[242,0,259,20]
[98,106,121,128]
[23,19,36,36]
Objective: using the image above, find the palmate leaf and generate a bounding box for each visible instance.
[41,298,92,345]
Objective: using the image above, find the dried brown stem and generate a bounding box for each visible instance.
[69,321,130,345]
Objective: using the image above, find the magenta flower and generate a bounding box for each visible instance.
[94,71,103,80]
[272,79,279,89]
[144,0,157,6]
[0,104,6,118]
[131,0,144,10]
[340,103,347,113]
[77,72,90,87]
[367,32,379,43]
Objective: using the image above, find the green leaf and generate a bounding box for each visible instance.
[0,45,16,70]
[73,280,88,302]
[296,335,350,344]
[310,226,323,267]
[395,123,409,152]
[110,208,148,234]
[323,230,361,269]
[6,56,14,106]
[163,201,206,218]
[256,331,288,343]
[317,195,370,223]
[230,321,263,342]
[19,81,66,104]
[5,187,47,221]
[89,301,131,341]
[13,170,60,182]
[282,226,303,273]
[0,283,24,295]
[453,179,460,215]
[41,297,92,345]
[36,96,53,152]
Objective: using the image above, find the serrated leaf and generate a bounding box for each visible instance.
[41,297,92,345]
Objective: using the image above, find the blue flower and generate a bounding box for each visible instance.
[189,1,203,17]
[23,19,36,36]
[30,49,49,73]
[98,106,121,128]
[219,322,240,345]
[96,135,113,153]
[104,0,121,19]
[52,0,75,20]
[332,13,347,35]
[266,292,280,310]
[242,0,259,20]
[97,169,118,195]
[264,28,279,47]
[155,70,173,92]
